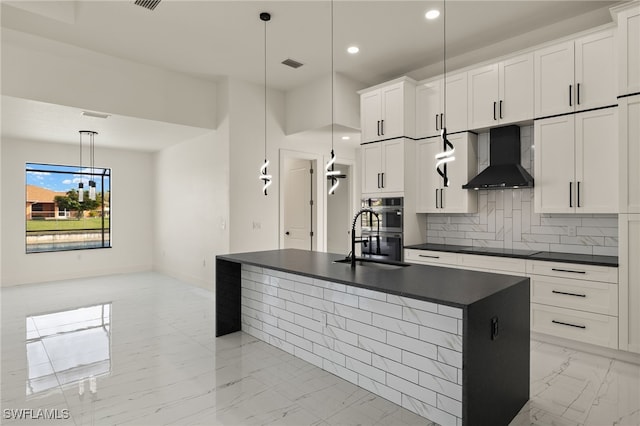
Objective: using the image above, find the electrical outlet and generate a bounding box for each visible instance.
[568,225,577,237]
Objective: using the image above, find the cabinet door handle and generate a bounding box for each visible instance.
[435,189,439,208]
[440,188,444,209]
[435,114,439,131]
[577,181,581,207]
[377,120,381,136]
[577,83,581,105]
[419,254,440,259]
[569,85,573,107]
[381,172,385,188]
[377,173,381,189]
[569,182,573,208]
[552,319,586,329]
[493,101,497,120]
[440,113,444,129]
[551,268,586,274]
[381,119,384,135]
[499,100,503,119]
[552,290,586,298]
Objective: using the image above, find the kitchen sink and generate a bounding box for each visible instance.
[333,258,411,270]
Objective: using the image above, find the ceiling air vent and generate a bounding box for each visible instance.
[134,0,161,11]
[282,58,304,69]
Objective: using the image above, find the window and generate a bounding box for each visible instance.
[25,163,111,253]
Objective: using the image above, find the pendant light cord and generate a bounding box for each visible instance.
[442,0,447,125]
[331,0,334,151]
[264,17,267,161]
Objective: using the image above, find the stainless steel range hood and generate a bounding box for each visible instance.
[462,125,534,190]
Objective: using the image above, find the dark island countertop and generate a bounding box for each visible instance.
[217,249,529,309]
[404,243,618,267]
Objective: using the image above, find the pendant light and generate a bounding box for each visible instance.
[79,131,98,201]
[325,0,341,195]
[78,131,84,203]
[435,0,455,187]
[259,12,273,196]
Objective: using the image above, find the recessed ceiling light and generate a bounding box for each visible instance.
[341,136,350,140]
[425,9,440,20]
[82,111,111,119]
[347,46,359,54]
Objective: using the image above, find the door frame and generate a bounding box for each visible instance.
[279,149,325,252]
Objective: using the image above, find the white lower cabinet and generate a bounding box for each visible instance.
[404,249,458,267]
[528,260,619,350]
[405,250,623,351]
[531,304,618,349]
[619,214,640,354]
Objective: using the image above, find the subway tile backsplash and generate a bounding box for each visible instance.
[426,126,618,256]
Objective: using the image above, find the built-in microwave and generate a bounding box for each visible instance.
[361,197,403,233]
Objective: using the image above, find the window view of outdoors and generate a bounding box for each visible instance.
[26,163,111,253]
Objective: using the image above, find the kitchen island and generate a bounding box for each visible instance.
[216,249,530,426]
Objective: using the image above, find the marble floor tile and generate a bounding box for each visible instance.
[1,272,639,426]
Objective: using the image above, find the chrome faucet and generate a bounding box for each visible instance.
[351,208,380,268]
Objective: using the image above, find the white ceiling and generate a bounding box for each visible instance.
[1,0,624,151]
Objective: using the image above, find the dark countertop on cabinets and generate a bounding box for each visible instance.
[217,249,529,309]
[404,243,618,267]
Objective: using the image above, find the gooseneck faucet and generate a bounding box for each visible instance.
[351,208,380,268]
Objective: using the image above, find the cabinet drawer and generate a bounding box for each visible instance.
[531,303,618,349]
[531,275,618,316]
[404,249,458,266]
[459,254,526,274]
[526,260,618,283]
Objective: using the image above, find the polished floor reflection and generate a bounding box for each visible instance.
[1,272,638,425]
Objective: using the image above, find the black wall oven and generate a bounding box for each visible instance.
[360,197,404,261]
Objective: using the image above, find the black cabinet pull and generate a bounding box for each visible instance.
[552,290,586,298]
[577,83,581,105]
[552,268,586,274]
[435,114,439,131]
[440,188,444,208]
[381,173,385,188]
[569,85,573,107]
[577,181,581,207]
[552,319,586,329]
[377,173,381,189]
[419,254,440,259]
[499,100,503,119]
[377,120,380,136]
[440,113,444,129]
[569,182,573,208]
[381,119,384,135]
[435,189,439,208]
[493,101,497,120]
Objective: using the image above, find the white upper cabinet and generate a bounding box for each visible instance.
[534,30,616,118]
[534,107,618,214]
[619,95,640,213]
[415,72,467,138]
[361,139,405,195]
[468,53,534,130]
[614,2,640,96]
[359,78,416,143]
[416,132,478,213]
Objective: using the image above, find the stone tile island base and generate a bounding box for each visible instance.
[217,256,530,426]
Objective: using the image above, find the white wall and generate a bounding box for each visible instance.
[1,28,217,129]
[0,138,154,286]
[153,130,229,289]
[285,72,365,135]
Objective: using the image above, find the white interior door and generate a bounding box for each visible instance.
[326,164,351,256]
[283,158,313,250]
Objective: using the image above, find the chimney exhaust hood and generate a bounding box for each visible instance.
[462,125,534,190]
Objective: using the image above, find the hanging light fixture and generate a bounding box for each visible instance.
[259,12,273,196]
[78,131,98,201]
[435,0,455,187]
[325,0,342,195]
[78,131,84,203]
